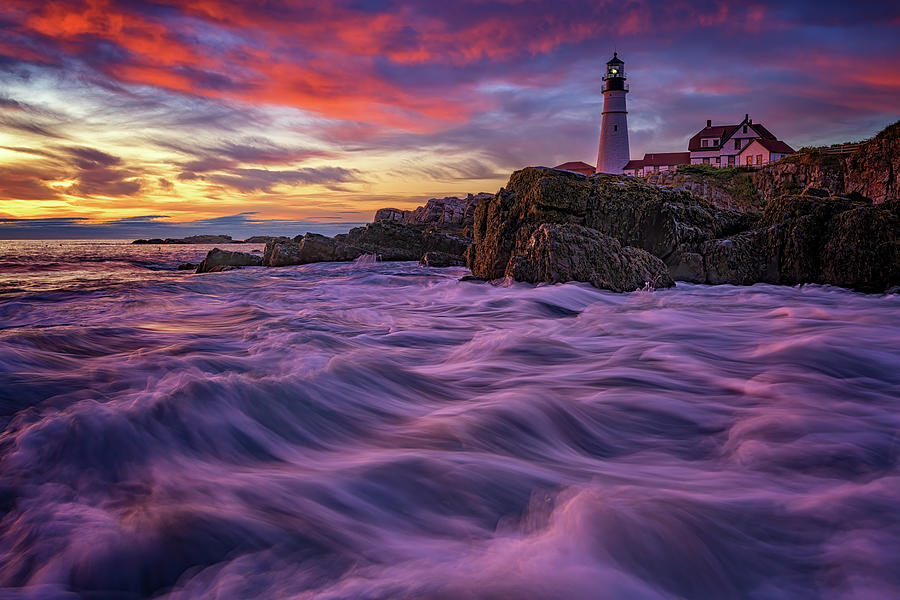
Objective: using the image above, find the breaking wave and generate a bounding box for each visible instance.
[1,241,899,599]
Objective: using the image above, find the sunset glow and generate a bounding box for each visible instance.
[1,0,898,238]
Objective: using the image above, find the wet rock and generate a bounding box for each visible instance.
[196,248,263,273]
[506,223,674,292]
[337,222,470,261]
[177,263,197,271]
[703,198,900,291]
[204,265,240,272]
[264,223,470,267]
[420,251,466,267]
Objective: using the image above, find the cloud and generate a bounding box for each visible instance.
[206,167,361,193]
[0,212,365,239]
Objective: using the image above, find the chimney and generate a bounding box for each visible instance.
[749,118,753,125]
[744,113,749,121]
[706,119,711,127]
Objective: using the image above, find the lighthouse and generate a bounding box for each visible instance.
[595,52,630,174]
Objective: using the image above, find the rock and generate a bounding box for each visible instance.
[752,121,899,204]
[702,197,900,291]
[460,275,487,282]
[468,167,749,281]
[177,263,197,270]
[242,235,291,244]
[373,193,493,231]
[196,248,263,273]
[337,222,470,261]
[373,207,405,223]
[420,251,466,267]
[644,167,764,213]
[205,265,239,272]
[263,234,358,267]
[801,186,831,197]
[505,223,674,292]
[468,166,900,292]
[132,234,235,244]
[263,223,470,267]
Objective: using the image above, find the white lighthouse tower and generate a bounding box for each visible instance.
[595,52,630,174]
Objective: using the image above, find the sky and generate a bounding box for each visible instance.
[1,0,898,239]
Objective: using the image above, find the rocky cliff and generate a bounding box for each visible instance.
[468,167,899,292]
[644,167,763,213]
[752,121,899,204]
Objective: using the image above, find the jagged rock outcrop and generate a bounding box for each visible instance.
[752,121,899,204]
[196,249,263,273]
[701,195,900,292]
[374,193,493,231]
[468,167,900,292]
[468,167,751,282]
[263,222,471,267]
[506,224,674,292]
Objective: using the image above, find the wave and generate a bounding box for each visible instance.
[1,249,899,599]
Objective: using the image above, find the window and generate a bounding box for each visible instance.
[715,157,721,164]
[614,125,618,132]
[742,125,748,134]
[728,155,735,165]
[746,156,752,166]
[734,139,741,150]
[756,154,762,165]
[703,157,710,164]
[701,139,708,147]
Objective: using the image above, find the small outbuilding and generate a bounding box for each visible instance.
[737,138,795,167]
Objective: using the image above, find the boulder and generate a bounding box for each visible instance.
[196,248,262,273]
[420,251,466,267]
[506,223,674,292]
[263,234,360,267]
[177,263,197,271]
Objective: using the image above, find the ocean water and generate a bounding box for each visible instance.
[1,240,899,599]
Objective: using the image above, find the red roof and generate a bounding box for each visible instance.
[554,161,595,173]
[641,152,691,166]
[742,138,795,154]
[624,152,691,170]
[688,117,777,151]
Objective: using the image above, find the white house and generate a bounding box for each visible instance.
[688,114,793,167]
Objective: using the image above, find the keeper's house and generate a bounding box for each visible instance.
[625,114,795,176]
